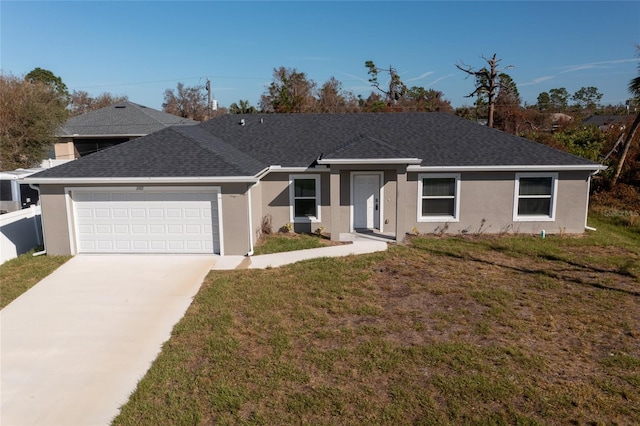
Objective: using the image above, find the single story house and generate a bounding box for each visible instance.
[54,101,198,159]
[25,113,606,256]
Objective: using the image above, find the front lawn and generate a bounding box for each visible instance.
[252,232,342,255]
[0,250,70,309]
[114,211,639,424]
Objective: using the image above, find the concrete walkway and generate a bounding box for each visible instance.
[213,238,389,270]
[1,239,388,425]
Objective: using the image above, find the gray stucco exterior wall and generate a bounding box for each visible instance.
[404,170,592,236]
[35,168,594,257]
[39,185,72,256]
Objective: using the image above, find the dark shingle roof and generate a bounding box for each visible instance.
[58,101,198,136]
[34,113,601,179]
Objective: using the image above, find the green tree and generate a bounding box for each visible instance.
[551,126,607,161]
[25,67,69,99]
[358,92,387,112]
[496,73,520,106]
[494,73,523,133]
[403,86,453,112]
[537,92,551,111]
[229,100,256,114]
[572,86,602,111]
[0,73,68,169]
[549,88,570,111]
[259,67,316,113]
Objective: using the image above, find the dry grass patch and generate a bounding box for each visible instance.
[114,214,639,425]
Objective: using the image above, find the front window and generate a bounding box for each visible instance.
[514,173,557,221]
[418,174,460,221]
[290,174,320,222]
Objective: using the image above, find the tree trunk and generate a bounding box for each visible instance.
[612,113,640,185]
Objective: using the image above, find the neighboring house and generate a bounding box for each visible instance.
[54,101,198,159]
[0,169,42,213]
[1,160,74,213]
[25,113,606,257]
[582,115,627,133]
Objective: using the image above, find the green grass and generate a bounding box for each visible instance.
[0,249,70,309]
[113,212,639,425]
[252,232,338,255]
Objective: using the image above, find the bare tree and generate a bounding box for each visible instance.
[316,77,360,113]
[456,53,513,128]
[365,61,407,107]
[69,90,129,116]
[162,82,208,121]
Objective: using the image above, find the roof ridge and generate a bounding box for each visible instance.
[324,133,414,159]
[172,126,265,175]
[126,102,190,127]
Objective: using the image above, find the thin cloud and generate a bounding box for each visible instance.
[519,76,555,87]
[339,71,369,84]
[558,58,639,73]
[426,73,457,87]
[406,71,434,82]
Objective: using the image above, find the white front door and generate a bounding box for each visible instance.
[353,174,380,230]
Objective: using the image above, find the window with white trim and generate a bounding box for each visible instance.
[513,173,557,221]
[289,174,321,222]
[418,173,460,221]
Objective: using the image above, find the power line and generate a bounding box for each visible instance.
[71,75,270,91]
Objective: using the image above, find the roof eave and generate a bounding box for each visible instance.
[56,134,148,138]
[318,158,423,165]
[23,176,259,185]
[407,164,608,172]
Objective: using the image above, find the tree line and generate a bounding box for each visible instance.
[1,51,639,191]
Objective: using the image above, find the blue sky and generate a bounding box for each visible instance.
[1,1,639,111]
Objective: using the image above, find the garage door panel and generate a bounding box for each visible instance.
[114,224,129,234]
[150,240,166,250]
[115,241,131,250]
[95,209,110,218]
[96,224,111,234]
[96,240,114,250]
[74,189,220,254]
[149,209,164,218]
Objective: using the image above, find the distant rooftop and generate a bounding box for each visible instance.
[58,101,198,137]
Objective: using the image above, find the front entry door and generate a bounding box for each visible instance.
[353,174,380,230]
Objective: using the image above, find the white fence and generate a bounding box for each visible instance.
[0,205,43,265]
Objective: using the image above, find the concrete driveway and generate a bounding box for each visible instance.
[1,254,216,426]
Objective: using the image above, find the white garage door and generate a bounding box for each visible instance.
[73,188,220,254]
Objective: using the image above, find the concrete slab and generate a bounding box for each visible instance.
[1,254,216,426]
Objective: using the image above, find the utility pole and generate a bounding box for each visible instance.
[206,78,211,120]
